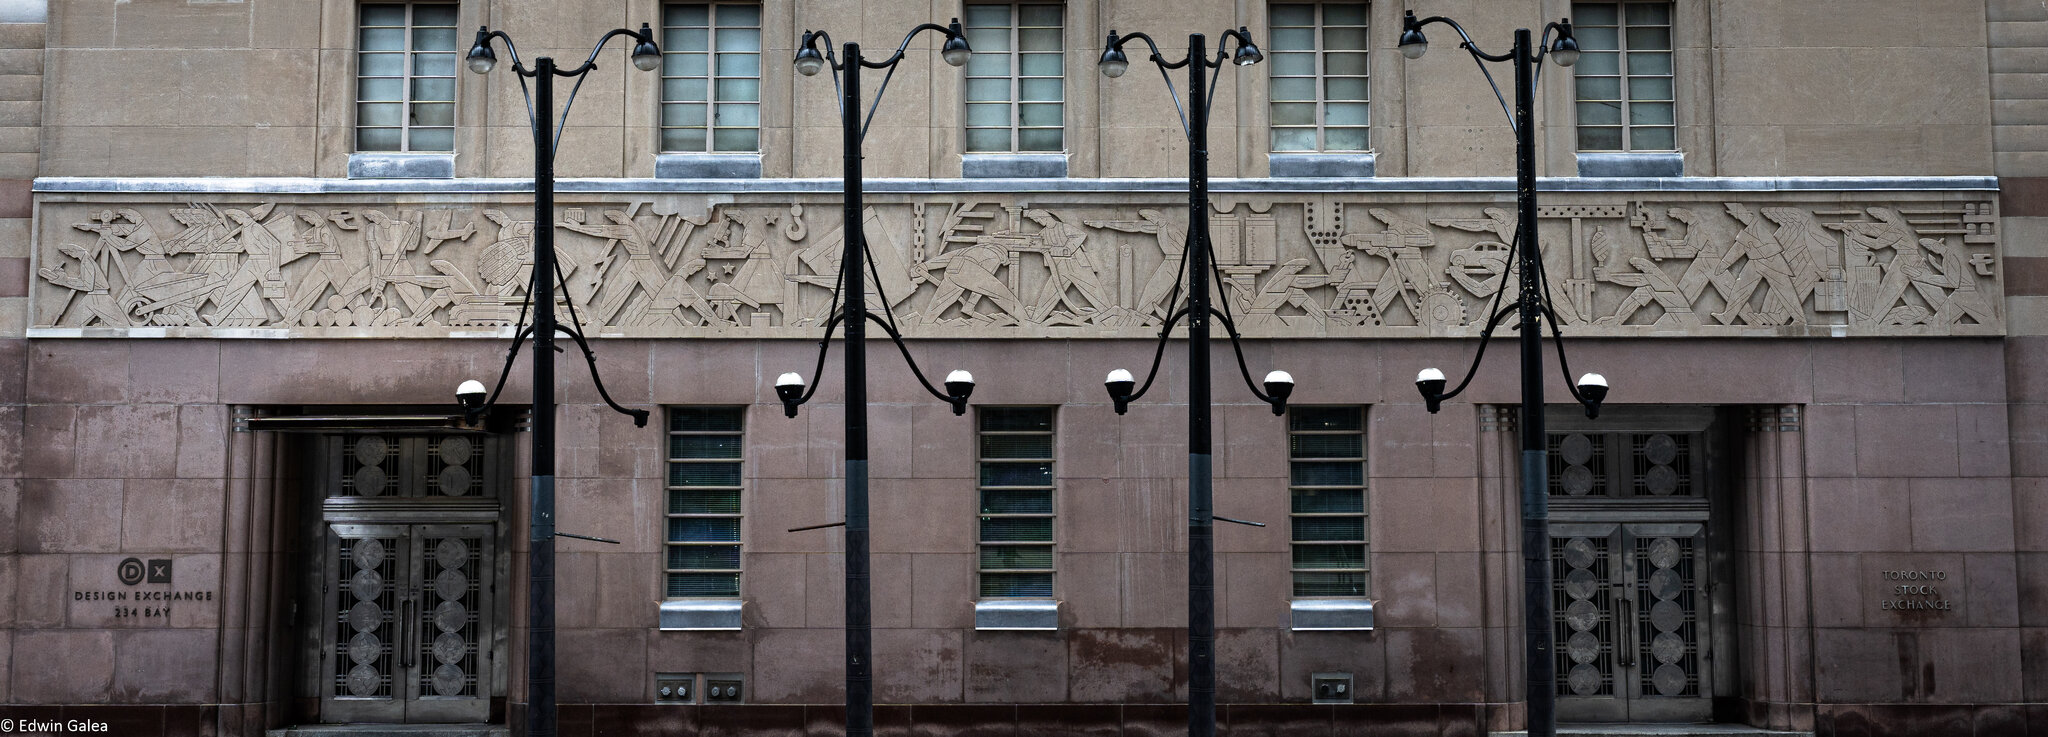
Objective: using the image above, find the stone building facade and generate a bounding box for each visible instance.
[0,0,2044,736]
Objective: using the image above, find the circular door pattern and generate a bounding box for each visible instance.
[348,632,382,665]
[1642,434,1678,465]
[437,465,472,496]
[350,568,383,601]
[1562,537,1598,569]
[435,568,468,601]
[1644,536,1691,696]
[1568,664,1603,696]
[353,435,389,463]
[1560,433,1595,465]
[348,664,382,697]
[1555,433,1600,497]
[1568,631,1602,665]
[433,663,467,696]
[348,600,383,632]
[351,465,388,496]
[1562,465,1596,496]
[435,539,468,569]
[434,632,467,665]
[434,600,467,633]
[1558,536,1607,696]
[351,538,386,569]
[1653,663,1689,697]
[437,436,473,464]
[1563,568,1600,599]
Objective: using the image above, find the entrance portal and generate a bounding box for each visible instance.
[1546,407,1728,723]
[297,433,509,724]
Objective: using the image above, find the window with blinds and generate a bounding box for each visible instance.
[666,407,744,597]
[979,407,1056,597]
[660,3,763,153]
[1572,1,1675,151]
[356,3,458,152]
[1268,3,1370,152]
[1290,406,1368,597]
[963,3,1065,153]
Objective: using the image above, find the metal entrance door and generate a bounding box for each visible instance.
[1545,412,1721,723]
[1551,522,1711,721]
[305,432,506,724]
[320,523,495,722]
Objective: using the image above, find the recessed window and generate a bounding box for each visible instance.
[1572,1,1675,151]
[667,407,745,597]
[963,3,1065,153]
[1289,406,1368,597]
[1268,3,1370,152]
[979,407,1056,597]
[356,3,458,152]
[661,3,763,153]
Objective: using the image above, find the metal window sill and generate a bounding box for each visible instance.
[1576,151,1684,178]
[1291,598,1374,631]
[348,152,455,179]
[659,599,743,630]
[1268,152,1376,178]
[656,152,763,179]
[962,152,1068,179]
[974,599,1059,630]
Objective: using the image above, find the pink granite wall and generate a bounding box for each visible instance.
[0,335,2035,736]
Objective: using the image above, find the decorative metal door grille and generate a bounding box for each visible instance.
[314,432,502,724]
[335,533,401,699]
[1551,431,1700,498]
[339,434,489,497]
[1554,534,1616,697]
[1634,534,1700,697]
[1549,522,1710,721]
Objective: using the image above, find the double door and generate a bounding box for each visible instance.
[1550,521,1712,722]
[319,522,496,722]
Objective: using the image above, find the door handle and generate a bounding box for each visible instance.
[399,597,415,670]
[1617,596,1635,668]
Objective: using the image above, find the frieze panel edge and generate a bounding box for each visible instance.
[29,191,2003,339]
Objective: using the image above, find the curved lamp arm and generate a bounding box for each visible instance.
[555,24,661,77]
[862,311,976,415]
[860,19,969,70]
[1099,30,1194,135]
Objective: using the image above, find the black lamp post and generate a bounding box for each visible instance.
[774,20,977,737]
[1096,28,1293,737]
[461,23,659,737]
[1396,12,1608,737]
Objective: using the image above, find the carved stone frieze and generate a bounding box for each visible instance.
[29,191,2002,338]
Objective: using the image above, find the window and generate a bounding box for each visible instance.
[963,3,1064,153]
[666,407,744,597]
[660,3,763,153]
[1289,406,1368,597]
[979,407,1056,597]
[1268,3,1370,152]
[357,3,458,152]
[1572,1,1674,151]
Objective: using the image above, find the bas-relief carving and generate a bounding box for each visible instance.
[30,194,2003,338]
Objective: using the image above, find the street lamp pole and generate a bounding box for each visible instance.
[1097,29,1295,737]
[1398,13,1609,737]
[463,24,660,737]
[778,22,977,737]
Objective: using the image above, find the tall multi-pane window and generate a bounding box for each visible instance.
[1268,3,1370,152]
[963,4,1064,153]
[978,407,1056,597]
[357,3,458,152]
[1572,2,1675,151]
[660,3,762,153]
[1289,407,1368,597]
[667,408,744,597]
